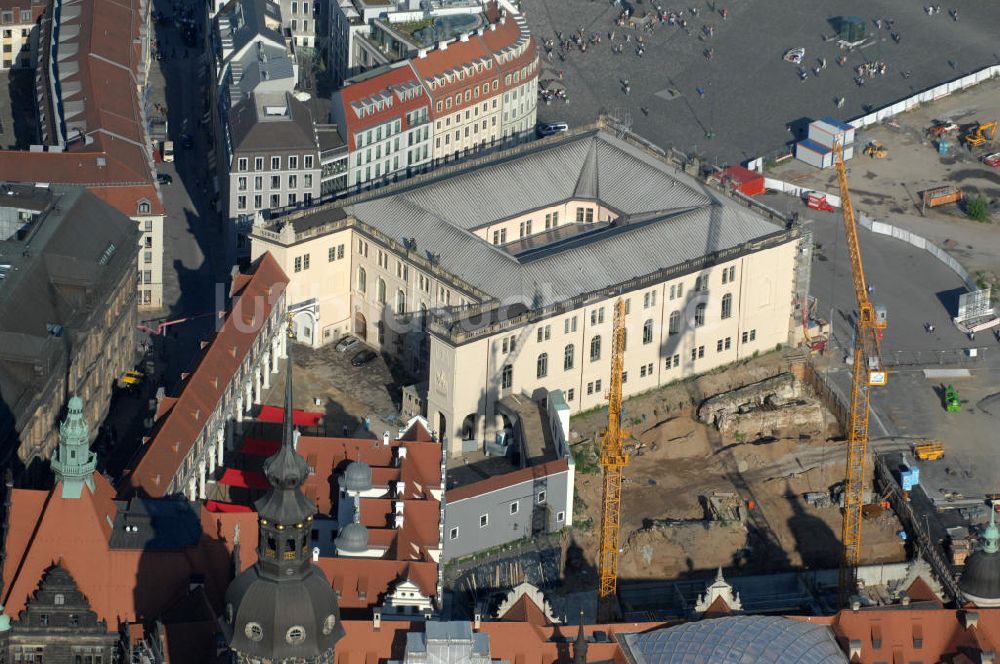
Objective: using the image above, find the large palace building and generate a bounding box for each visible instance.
[251,126,809,455]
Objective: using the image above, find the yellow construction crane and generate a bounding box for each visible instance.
[597,298,628,621]
[832,142,888,606]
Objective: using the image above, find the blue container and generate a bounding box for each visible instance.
[938,140,950,156]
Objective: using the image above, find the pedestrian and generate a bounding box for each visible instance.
[697,86,706,97]
[867,284,874,295]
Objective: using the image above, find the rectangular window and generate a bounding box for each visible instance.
[294,256,302,273]
[725,337,731,350]
[450,527,459,540]
[717,339,724,352]
[510,502,519,515]
[480,514,488,527]
[567,388,574,401]
[271,156,280,169]
[288,175,298,189]
[557,511,565,522]
[587,382,593,395]
[255,157,264,170]
[237,195,247,210]
[289,155,298,169]
[564,316,577,334]
[270,175,280,189]
[576,207,584,222]
[586,208,594,223]
[304,155,314,168]
[595,379,602,393]
[238,157,248,171]
[742,331,749,343]
[750,329,756,341]
[673,354,680,368]
[698,346,705,358]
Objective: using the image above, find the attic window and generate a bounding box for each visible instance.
[96,157,107,167]
[137,200,151,214]
[263,105,288,116]
[97,242,117,265]
[54,593,64,605]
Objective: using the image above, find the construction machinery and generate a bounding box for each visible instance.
[832,142,888,606]
[863,141,887,159]
[945,385,962,412]
[963,121,997,148]
[597,298,629,622]
[928,120,958,137]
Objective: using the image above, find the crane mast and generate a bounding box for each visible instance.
[832,142,887,605]
[597,298,628,620]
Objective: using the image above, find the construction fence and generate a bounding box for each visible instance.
[873,454,963,604]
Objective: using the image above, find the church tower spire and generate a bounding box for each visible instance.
[51,396,97,499]
[223,315,344,663]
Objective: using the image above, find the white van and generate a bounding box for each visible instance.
[162,140,175,163]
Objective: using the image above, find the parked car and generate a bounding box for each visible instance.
[536,122,568,138]
[335,335,361,353]
[156,173,173,185]
[162,140,174,162]
[983,152,1000,168]
[351,349,378,367]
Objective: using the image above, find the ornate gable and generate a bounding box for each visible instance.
[16,564,107,633]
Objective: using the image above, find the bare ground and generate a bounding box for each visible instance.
[563,350,906,585]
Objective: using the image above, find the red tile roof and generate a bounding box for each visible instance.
[0,0,162,220]
[315,558,438,609]
[795,605,1000,664]
[0,474,257,626]
[447,457,569,502]
[497,594,553,626]
[126,253,289,497]
[335,64,431,151]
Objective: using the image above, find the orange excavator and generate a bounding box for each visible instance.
[964,121,997,148]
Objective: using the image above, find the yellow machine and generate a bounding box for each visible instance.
[121,370,144,387]
[964,121,997,147]
[914,441,945,461]
[597,298,629,621]
[833,142,888,606]
[864,141,887,159]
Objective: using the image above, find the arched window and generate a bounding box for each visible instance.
[564,344,574,371]
[643,319,654,344]
[668,310,680,335]
[501,364,512,389]
[396,289,406,315]
[590,335,601,362]
[377,278,386,304]
[721,293,732,320]
[137,199,151,214]
[536,353,548,378]
[694,303,706,327]
[357,267,367,293]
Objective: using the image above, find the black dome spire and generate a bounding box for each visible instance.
[224,315,344,663]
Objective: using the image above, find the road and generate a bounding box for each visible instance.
[101,0,229,477]
[527,0,1000,165]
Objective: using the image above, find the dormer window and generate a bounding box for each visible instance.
[137,200,151,214]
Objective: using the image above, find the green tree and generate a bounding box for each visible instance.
[967,196,991,222]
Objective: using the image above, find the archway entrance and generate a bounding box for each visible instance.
[354,311,367,340]
[461,413,477,441]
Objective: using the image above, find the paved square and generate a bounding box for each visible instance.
[527,0,1000,164]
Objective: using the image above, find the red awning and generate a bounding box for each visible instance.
[219,468,270,490]
[205,500,254,513]
[242,437,280,456]
[257,405,323,427]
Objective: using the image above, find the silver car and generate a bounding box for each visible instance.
[335,335,361,353]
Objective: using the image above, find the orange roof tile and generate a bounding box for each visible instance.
[498,594,553,626]
[127,253,289,497]
[315,558,438,609]
[1,474,251,626]
[335,65,431,152]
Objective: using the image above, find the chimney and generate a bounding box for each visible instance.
[851,600,860,612]
[438,40,448,51]
[848,640,862,661]
[394,514,404,529]
[474,613,481,630]
[383,431,390,446]
[965,611,981,629]
[312,546,320,562]
[900,593,910,606]
[373,609,382,631]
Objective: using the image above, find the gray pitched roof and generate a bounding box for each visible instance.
[229,92,318,153]
[342,130,785,307]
